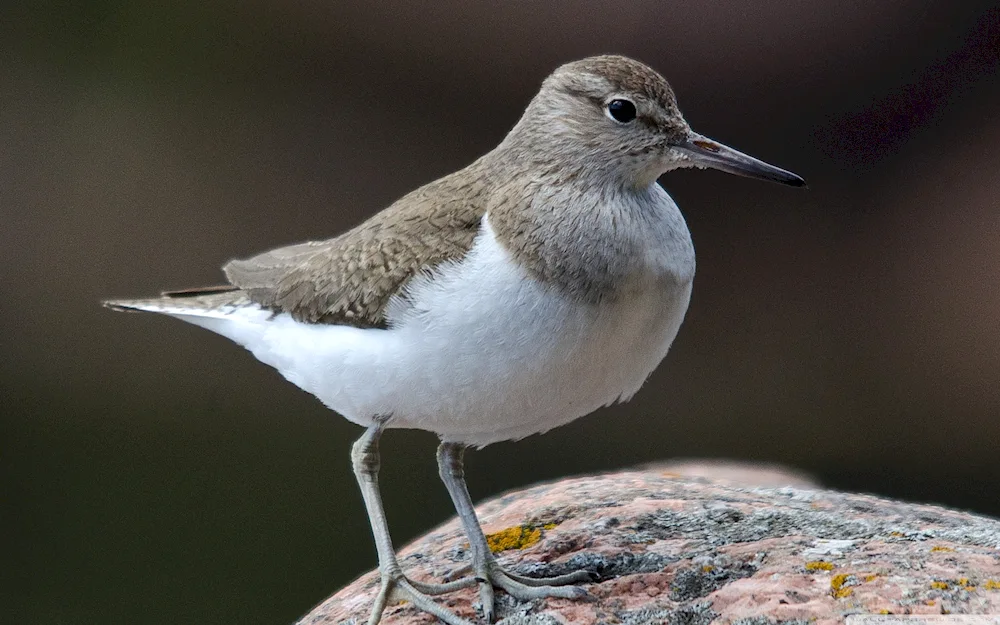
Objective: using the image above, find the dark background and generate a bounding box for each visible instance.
[4,1,1000,623]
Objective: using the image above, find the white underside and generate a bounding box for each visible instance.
[138,217,693,446]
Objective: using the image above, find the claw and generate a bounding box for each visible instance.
[478,581,496,623]
[566,585,594,601]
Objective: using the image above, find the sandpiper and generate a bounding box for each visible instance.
[106,55,804,625]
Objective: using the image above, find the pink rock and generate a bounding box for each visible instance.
[297,466,1000,625]
[650,459,819,489]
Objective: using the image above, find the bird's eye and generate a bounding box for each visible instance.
[606,99,637,123]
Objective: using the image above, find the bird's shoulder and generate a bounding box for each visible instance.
[224,168,491,328]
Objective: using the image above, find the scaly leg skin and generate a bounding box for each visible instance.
[351,422,478,625]
[436,442,594,623]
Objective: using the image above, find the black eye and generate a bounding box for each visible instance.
[606,99,637,123]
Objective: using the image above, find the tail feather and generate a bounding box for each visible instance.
[104,287,251,318]
[104,287,274,346]
[160,285,241,297]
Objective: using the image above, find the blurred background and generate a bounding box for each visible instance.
[4,1,1000,623]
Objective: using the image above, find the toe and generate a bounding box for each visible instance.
[409,576,478,595]
[505,568,597,587]
[478,581,496,623]
[444,563,473,582]
[366,573,477,625]
[492,573,588,602]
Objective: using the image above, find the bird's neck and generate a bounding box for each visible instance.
[489,122,650,194]
[470,150,671,304]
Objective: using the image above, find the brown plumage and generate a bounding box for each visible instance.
[224,168,490,328]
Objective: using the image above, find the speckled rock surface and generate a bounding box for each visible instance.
[297,468,1000,625]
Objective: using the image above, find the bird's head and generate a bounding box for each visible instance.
[510,55,805,190]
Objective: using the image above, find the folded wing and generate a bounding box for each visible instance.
[223,173,488,328]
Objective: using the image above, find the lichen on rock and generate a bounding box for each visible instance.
[486,525,544,553]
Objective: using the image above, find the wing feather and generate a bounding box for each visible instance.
[223,171,488,328]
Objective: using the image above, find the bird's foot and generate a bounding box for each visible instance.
[446,558,593,623]
[367,569,477,625]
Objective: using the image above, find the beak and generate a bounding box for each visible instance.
[676,132,806,187]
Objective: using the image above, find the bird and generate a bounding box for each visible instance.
[105,55,804,625]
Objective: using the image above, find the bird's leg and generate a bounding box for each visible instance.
[436,442,592,622]
[352,422,477,625]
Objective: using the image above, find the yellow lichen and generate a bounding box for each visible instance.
[831,574,854,598]
[542,522,557,530]
[983,580,1000,590]
[806,561,835,572]
[889,531,905,537]
[485,525,542,553]
[864,574,878,583]
[930,581,949,590]
[930,546,954,553]
[879,610,892,615]
[701,565,715,573]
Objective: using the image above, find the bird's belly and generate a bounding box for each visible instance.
[388,277,693,446]
[246,223,692,447]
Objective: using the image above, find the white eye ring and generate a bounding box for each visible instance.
[605,98,637,123]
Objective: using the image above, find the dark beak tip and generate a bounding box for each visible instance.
[681,134,806,189]
[785,174,808,188]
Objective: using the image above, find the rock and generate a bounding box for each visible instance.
[648,459,820,489]
[296,467,1000,625]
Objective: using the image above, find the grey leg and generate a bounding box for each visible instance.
[351,424,476,625]
[436,442,592,622]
